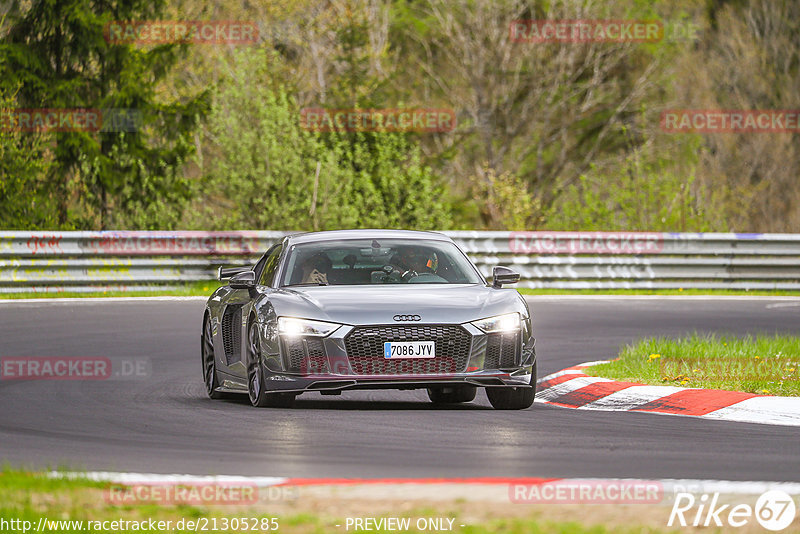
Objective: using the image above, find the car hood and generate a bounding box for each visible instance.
[266,284,526,325]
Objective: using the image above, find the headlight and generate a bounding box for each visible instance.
[471,312,520,333]
[278,317,341,337]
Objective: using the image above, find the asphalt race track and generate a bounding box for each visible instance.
[1,297,798,481]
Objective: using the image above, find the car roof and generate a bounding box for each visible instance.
[284,229,453,245]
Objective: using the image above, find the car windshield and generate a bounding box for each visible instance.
[281,238,483,286]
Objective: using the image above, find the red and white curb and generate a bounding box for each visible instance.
[51,472,800,499]
[535,361,800,427]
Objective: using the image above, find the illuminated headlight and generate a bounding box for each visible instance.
[278,317,341,337]
[471,313,520,333]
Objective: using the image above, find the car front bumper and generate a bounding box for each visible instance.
[257,321,536,394]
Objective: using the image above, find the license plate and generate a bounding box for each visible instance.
[383,341,436,359]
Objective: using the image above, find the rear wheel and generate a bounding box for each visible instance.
[201,314,225,399]
[486,362,537,410]
[247,321,296,408]
[427,385,477,404]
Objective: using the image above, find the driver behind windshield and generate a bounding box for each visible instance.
[394,245,438,279]
[300,253,331,285]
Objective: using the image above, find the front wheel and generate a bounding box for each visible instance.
[247,321,296,408]
[486,363,537,410]
[202,314,225,399]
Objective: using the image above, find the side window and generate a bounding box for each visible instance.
[252,255,268,281]
[253,245,277,282]
[258,244,284,287]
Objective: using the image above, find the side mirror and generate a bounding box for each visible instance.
[219,266,250,281]
[229,270,256,290]
[492,266,520,288]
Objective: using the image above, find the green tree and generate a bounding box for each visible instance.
[545,128,718,232]
[0,0,208,229]
[192,47,451,231]
[0,91,54,229]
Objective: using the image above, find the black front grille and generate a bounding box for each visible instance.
[484,332,520,369]
[344,324,471,375]
[221,305,242,364]
[282,337,329,374]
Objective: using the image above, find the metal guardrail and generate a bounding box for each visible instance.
[1,231,799,292]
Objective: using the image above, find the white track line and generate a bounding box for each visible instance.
[765,302,800,308]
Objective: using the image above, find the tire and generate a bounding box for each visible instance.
[247,320,296,408]
[201,313,226,400]
[486,362,537,410]
[427,385,477,404]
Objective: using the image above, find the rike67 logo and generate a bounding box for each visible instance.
[669,491,796,531]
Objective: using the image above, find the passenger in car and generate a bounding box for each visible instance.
[300,253,332,285]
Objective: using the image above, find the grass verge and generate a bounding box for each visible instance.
[0,469,677,533]
[585,333,800,396]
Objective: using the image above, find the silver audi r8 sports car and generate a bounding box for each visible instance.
[201,229,536,409]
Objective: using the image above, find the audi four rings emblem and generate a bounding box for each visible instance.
[393,314,421,321]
